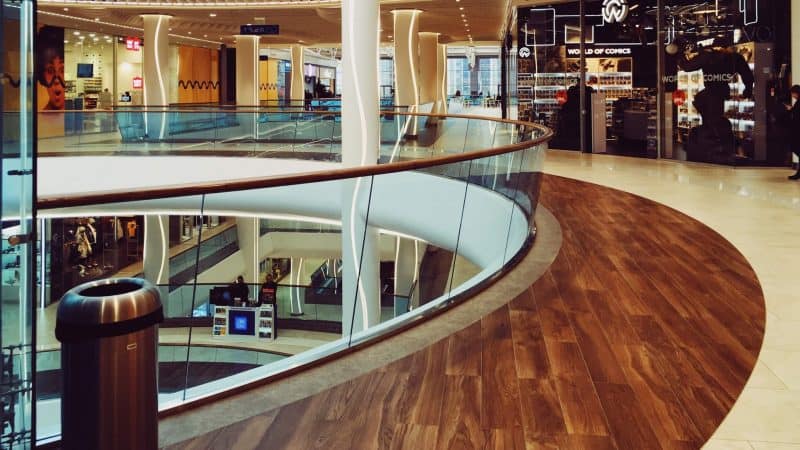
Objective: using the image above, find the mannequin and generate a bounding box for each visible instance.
[85,218,98,268]
[75,225,92,277]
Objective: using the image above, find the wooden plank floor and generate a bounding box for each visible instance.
[167,175,765,450]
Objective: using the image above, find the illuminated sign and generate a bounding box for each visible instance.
[567,47,632,56]
[602,0,629,24]
[132,76,143,89]
[239,25,280,35]
[125,37,141,51]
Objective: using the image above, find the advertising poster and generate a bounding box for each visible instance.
[36,25,66,137]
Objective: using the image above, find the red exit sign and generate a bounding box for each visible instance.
[125,37,141,51]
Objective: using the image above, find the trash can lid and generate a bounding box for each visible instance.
[56,278,163,342]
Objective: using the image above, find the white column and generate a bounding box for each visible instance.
[289,257,305,315]
[418,32,439,105]
[436,43,448,115]
[143,215,170,313]
[394,237,418,302]
[290,44,306,105]
[141,14,170,139]
[236,217,260,285]
[341,0,381,335]
[235,35,259,140]
[393,10,421,134]
[235,35,260,106]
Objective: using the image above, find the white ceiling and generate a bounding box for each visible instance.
[37,0,515,47]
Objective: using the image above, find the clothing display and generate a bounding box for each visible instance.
[74,225,92,259]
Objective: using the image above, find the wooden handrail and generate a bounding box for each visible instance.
[37,112,552,210]
[39,106,405,114]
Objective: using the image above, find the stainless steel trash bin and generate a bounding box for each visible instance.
[55,278,163,450]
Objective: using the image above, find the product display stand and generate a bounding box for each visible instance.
[212,305,275,341]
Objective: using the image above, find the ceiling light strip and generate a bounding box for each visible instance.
[39,0,340,7]
[38,10,222,45]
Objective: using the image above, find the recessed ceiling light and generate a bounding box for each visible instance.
[63,7,68,10]
[188,31,192,34]
[459,6,464,10]
[209,13,217,17]
[204,34,208,37]
[63,40,69,43]
[73,31,80,35]
[94,17,100,21]
[93,37,99,41]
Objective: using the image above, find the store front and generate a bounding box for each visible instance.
[37,23,221,138]
[515,0,792,166]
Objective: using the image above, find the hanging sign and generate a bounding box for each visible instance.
[239,25,280,35]
[602,0,629,24]
[125,37,141,51]
[556,89,568,105]
[673,89,687,106]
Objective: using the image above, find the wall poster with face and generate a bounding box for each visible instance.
[36,25,66,137]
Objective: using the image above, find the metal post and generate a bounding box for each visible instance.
[501,36,509,119]
[579,0,587,153]
[657,0,664,159]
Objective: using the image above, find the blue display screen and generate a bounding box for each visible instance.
[76,63,93,78]
[228,309,255,336]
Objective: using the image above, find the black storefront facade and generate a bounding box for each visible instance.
[513,0,794,166]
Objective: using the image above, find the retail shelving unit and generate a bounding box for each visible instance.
[526,68,633,129]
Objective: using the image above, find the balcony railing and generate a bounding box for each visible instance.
[33,110,552,445]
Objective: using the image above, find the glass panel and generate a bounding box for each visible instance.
[32,104,549,423]
[179,177,357,402]
[656,0,789,166]
[2,0,35,446]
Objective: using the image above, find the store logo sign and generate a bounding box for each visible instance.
[567,47,631,56]
[602,0,629,24]
[125,37,141,51]
[519,47,531,58]
[132,77,143,89]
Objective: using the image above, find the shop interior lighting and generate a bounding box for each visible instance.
[40,0,339,7]
[38,10,222,45]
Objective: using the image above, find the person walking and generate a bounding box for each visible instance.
[787,85,800,180]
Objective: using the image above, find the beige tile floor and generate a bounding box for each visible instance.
[543,150,800,449]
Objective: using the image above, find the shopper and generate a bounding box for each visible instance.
[231,276,249,305]
[259,274,279,337]
[787,85,800,180]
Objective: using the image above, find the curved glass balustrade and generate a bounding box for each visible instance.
[33,111,551,445]
[38,106,455,159]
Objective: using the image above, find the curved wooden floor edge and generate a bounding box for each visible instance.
[158,202,563,447]
[165,175,765,450]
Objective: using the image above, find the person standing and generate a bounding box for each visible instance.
[231,276,249,305]
[260,274,279,338]
[787,85,800,180]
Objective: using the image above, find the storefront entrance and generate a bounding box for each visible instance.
[515,0,793,166]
